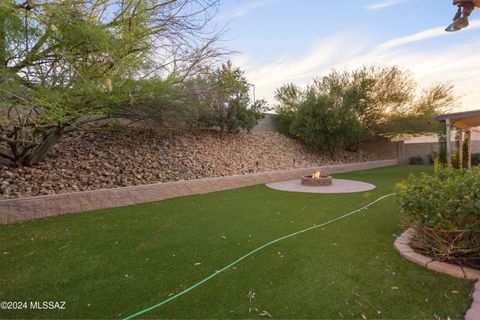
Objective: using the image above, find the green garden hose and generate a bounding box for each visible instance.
[123,193,396,320]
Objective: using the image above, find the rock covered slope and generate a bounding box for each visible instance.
[0,129,390,199]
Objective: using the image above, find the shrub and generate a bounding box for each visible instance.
[462,135,470,168]
[472,153,480,166]
[288,92,369,156]
[398,167,480,268]
[224,98,266,134]
[273,65,454,157]
[273,84,303,135]
[427,151,438,165]
[451,152,460,169]
[186,62,266,135]
[438,134,447,165]
[274,66,454,139]
[288,95,336,154]
[450,132,471,169]
[408,156,424,165]
[438,131,479,167]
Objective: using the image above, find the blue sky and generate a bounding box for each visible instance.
[216,0,480,111]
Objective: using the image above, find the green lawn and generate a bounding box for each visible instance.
[0,166,474,319]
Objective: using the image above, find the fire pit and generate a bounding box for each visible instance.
[301,171,332,186]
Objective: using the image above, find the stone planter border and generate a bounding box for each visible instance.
[0,159,398,224]
[394,228,480,320]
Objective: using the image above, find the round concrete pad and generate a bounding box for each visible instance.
[266,179,375,194]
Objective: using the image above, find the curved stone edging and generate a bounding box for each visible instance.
[0,159,398,224]
[394,228,480,320]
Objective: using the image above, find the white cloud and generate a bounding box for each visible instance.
[233,33,367,100]
[237,23,480,111]
[220,0,281,20]
[242,36,363,86]
[367,0,407,10]
[379,20,480,50]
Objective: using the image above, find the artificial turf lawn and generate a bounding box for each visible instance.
[0,166,474,319]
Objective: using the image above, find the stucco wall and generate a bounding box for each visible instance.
[359,137,402,160]
[252,113,278,131]
[403,141,480,164]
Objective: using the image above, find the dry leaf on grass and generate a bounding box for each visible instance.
[259,310,272,318]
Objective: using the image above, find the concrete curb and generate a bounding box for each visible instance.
[0,159,398,224]
[394,228,480,320]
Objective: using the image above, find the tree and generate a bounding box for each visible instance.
[185,61,266,135]
[289,95,343,155]
[273,83,303,135]
[311,66,416,135]
[289,88,369,155]
[274,65,455,153]
[375,83,455,136]
[0,0,223,167]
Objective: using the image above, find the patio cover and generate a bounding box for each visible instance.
[453,0,480,7]
[436,110,480,168]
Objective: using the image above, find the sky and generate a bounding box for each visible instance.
[215,0,480,111]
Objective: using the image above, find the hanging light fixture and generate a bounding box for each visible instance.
[21,1,35,11]
[446,0,478,32]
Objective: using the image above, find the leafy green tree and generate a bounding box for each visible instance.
[289,95,343,155]
[375,83,455,136]
[186,61,266,134]
[274,65,455,153]
[0,0,222,167]
[273,83,303,135]
[289,89,369,155]
[111,76,196,128]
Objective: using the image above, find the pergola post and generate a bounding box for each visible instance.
[458,129,464,169]
[446,119,452,167]
[437,110,480,169]
[468,129,473,170]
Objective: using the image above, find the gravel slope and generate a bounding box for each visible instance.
[0,129,390,199]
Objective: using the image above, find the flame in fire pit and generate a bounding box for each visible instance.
[312,171,321,179]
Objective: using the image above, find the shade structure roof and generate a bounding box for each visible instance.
[436,109,480,129]
[453,0,480,7]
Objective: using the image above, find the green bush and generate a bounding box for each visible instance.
[224,98,266,134]
[398,167,480,268]
[427,152,437,165]
[438,134,447,165]
[185,62,266,134]
[288,93,369,155]
[273,84,302,135]
[472,153,480,166]
[451,152,460,169]
[273,65,453,157]
[450,132,471,169]
[438,130,479,167]
[289,95,340,154]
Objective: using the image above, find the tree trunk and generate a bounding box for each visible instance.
[20,127,64,166]
[0,154,15,167]
[0,11,9,168]
[0,9,5,67]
